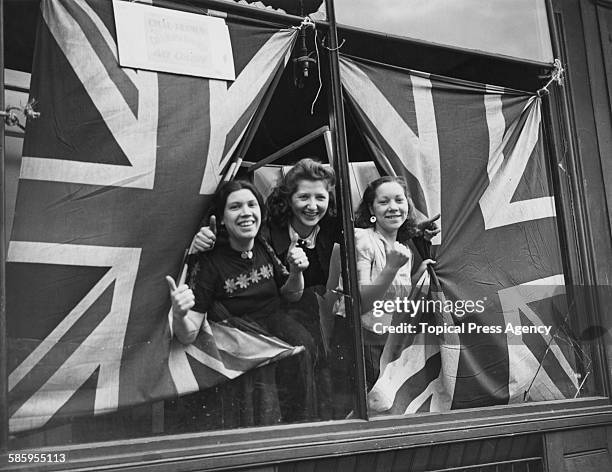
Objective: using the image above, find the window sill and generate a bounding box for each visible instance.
[4,397,612,471]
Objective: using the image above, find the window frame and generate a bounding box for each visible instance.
[1,0,611,467]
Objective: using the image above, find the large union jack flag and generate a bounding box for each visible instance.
[7,0,299,433]
[340,56,583,413]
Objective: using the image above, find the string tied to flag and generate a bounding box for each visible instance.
[537,58,565,97]
[292,17,323,115]
[291,16,316,31]
[1,98,40,131]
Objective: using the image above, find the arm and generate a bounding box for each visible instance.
[173,310,206,345]
[280,270,305,302]
[358,240,411,314]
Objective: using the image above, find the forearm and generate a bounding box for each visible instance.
[359,266,398,313]
[280,271,304,302]
[173,310,205,345]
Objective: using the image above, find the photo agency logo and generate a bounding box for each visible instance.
[372,297,485,318]
[367,285,610,342]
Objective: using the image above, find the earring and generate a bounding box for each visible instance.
[369,215,377,224]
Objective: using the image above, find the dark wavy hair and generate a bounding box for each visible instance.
[267,158,336,226]
[207,180,266,241]
[354,176,418,242]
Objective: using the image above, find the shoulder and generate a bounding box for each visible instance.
[354,227,375,254]
[193,245,227,276]
[189,249,220,288]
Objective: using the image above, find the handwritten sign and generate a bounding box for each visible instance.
[113,0,235,80]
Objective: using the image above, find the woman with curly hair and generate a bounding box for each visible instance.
[265,158,339,292]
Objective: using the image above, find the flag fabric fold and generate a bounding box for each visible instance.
[340,55,581,413]
[7,0,298,433]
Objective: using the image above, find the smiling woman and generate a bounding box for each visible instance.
[352,176,435,388]
[167,180,315,429]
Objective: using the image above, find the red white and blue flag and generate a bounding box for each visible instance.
[7,0,299,433]
[340,56,582,414]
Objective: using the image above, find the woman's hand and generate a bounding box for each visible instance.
[286,232,309,273]
[281,233,306,300]
[418,258,436,273]
[417,213,441,241]
[287,247,309,273]
[384,241,411,270]
[190,215,217,253]
[412,258,436,285]
[166,275,195,317]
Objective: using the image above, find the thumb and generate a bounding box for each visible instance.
[165,275,177,292]
[209,215,217,236]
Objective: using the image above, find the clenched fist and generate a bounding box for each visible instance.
[384,240,411,270]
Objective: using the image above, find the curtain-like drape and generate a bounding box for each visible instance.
[7,0,297,433]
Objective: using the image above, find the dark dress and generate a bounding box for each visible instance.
[266,217,341,420]
[166,237,316,430]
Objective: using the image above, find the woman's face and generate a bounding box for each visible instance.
[290,179,330,232]
[370,181,409,235]
[222,189,261,243]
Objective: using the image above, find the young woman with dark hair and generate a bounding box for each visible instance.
[352,176,435,387]
[167,180,312,428]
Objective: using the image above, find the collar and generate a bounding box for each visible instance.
[289,224,320,249]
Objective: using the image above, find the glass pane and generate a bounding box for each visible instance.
[335,0,554,63]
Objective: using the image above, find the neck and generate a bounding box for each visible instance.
[374,225,397,246]
[290,217,315,239]
[229,237,255,252]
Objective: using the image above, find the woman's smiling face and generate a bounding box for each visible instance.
[222,189,261,243]
[290,179,330,234]
[370,181,409,235]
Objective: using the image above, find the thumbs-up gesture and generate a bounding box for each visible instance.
[166,275,195,318]
[192,215,217,252]
[416,213,441,241]
[286,232,309,274]
[384,240,411,271]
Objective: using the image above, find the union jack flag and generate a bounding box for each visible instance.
[340,55,583,413]
[7,0,298,433]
